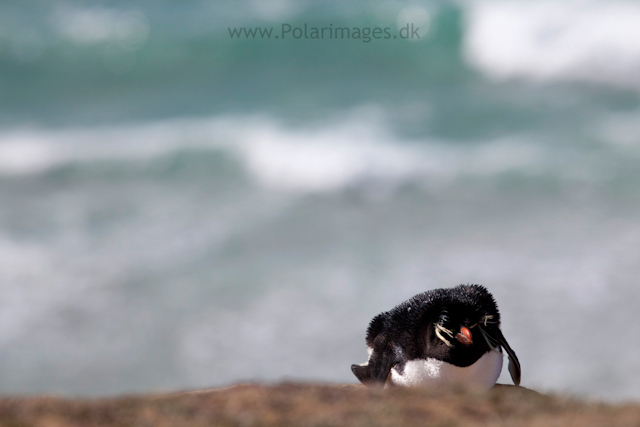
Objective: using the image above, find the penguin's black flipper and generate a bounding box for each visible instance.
[496,328,521,386]
[351,332,401,386]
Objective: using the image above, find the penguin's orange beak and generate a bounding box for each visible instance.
[455,326,473,346]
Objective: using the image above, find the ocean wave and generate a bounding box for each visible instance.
[0,112,553,192]
[464,0,640,89]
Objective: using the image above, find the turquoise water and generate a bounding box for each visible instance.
[1,0,640,399]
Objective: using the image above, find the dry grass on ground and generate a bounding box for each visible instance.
[1,383,639,427]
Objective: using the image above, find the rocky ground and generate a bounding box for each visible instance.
[1,383,639,427]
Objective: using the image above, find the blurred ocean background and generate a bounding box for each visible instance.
[1,0,640,400]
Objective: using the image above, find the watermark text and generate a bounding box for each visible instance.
[228,23,422,42]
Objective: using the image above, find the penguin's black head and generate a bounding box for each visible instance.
[428,285,502,364]
[433,304,496,348]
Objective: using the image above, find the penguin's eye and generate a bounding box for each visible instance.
[438,313,448,324]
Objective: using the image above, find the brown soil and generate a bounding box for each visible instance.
[0,383,638,427]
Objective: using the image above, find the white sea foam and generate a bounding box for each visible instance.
[52,6,149,49]
[597,110,640,147]
[0,112,554,191]
[464,1,640,89]
[0,237,127,349]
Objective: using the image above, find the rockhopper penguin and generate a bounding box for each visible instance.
[351,284,520,389]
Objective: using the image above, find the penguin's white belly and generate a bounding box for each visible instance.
[389,351,503,390]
